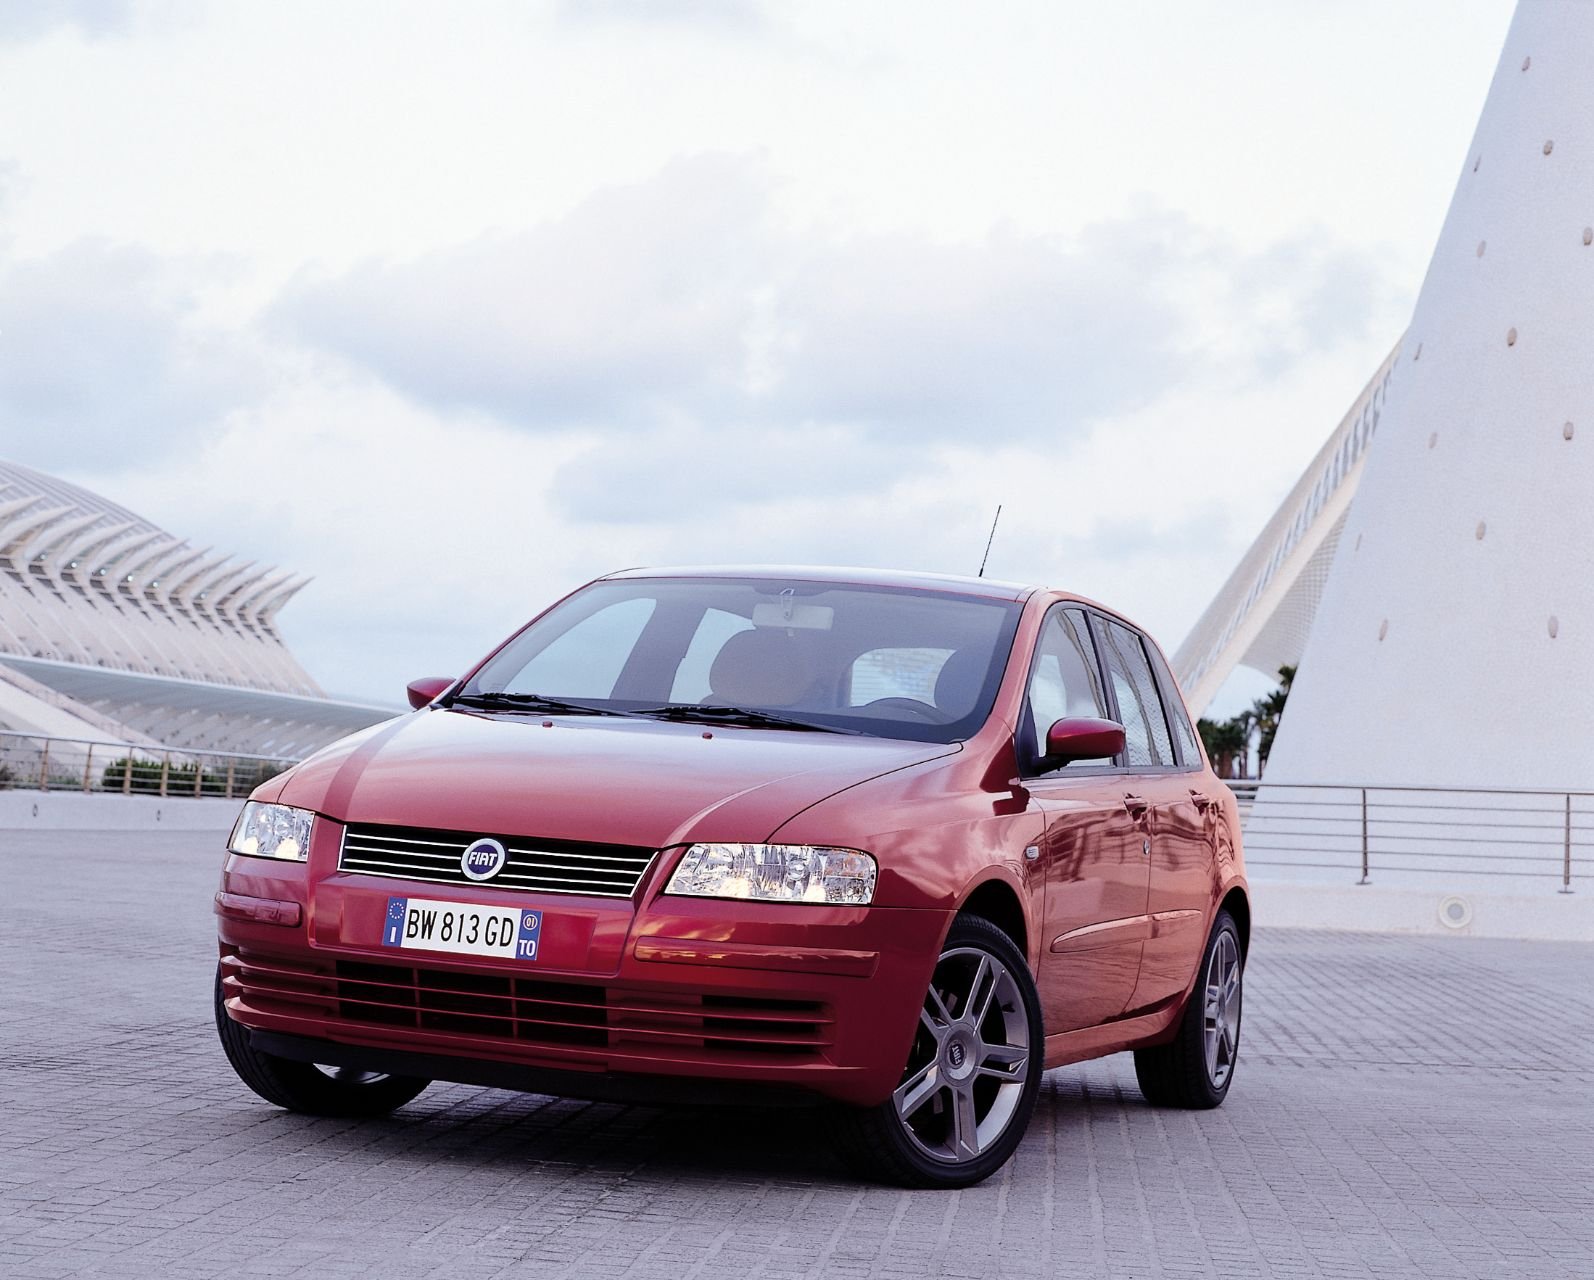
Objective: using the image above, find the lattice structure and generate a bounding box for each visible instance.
[0,458,315,691]
[0,458,391,754]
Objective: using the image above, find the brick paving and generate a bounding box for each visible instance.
[1,826,1590,1279]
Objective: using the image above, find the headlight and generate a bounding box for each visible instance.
[227,802,314,862]
[665,843,877,904]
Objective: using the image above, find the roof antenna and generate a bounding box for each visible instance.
[977,504,1003,578]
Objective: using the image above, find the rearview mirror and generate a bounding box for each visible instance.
[406,676,454,709]
[1044,717,1126,762]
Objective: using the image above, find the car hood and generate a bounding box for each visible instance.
[274,707,958,848]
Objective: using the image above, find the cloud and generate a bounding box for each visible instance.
[273,155,769,431]
[556,0,766,31]
[0,158,1398,649]
[273,158,1395,536]
[0,161,1398,709]
[551,421,909,522]
[61,379,642,704]
[275,156,1198,443]
[0,0,137,44]
[0,240,263,468]
[772,220,1185,435]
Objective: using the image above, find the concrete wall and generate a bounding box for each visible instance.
[1252,879,1592,943]
[0,790,237,833]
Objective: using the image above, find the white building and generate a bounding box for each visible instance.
[0,458,392,757]
[1258,0,1594,793]
[1174,2,1594,927]
[1181,0,1594,794]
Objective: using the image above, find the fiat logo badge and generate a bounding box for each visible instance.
[460,837,508,882]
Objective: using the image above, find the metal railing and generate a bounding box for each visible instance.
[6,726,1584,890]
[1229,780,1585,894]
[0,729,296,801]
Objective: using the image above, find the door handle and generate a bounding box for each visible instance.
[1189,790,1217,813]
[1123,793,1149,820]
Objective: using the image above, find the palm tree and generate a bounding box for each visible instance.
[1229,708,1258,778]
[1251,665,1296,774]
[1198,717,1249,779]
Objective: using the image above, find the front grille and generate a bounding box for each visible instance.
[339,823,655,898]
[223,951,832,1061]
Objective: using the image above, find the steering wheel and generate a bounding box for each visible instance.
[859,697,951,723]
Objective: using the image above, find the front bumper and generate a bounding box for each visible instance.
[216,846,949,1108]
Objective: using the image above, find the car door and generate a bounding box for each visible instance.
[1023,605,1150,1034]
[1093,618,1214,1012]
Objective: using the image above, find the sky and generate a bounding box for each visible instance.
[0,0,1514,709]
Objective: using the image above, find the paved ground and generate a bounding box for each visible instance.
[2,828,1591,1280]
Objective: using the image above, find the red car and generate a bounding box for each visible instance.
[215,567,1248,1188]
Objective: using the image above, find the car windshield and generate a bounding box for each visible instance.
[456,577,1026,744]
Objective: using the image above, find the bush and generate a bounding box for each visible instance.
[99,757,287,798]
[102,757,190,795]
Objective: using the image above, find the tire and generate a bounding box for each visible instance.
[214,967,430,1117]
[1133,909,1243,1109]
[828,915,1043,1189]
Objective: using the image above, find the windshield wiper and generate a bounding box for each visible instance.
[449,691,631,717]
[631,704,860,734]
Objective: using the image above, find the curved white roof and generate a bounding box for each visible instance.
[0,457,319,695]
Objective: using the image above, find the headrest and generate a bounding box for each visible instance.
[935,648,989,719]
[708,628,816,708]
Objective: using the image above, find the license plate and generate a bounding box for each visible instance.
[381,896,542,961]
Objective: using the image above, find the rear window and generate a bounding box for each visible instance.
[850,647,955,705]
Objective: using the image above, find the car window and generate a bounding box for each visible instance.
[1025,607,1111,766]
[1099,620,1173,768]
[464,577,1025,745]
[669,607,756,702]
[1145,641,1202,768]
[850,647,954,706]
[1167,700,1201,768]
[502,597,656,698]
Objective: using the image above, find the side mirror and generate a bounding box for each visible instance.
[406,676,454,710]
[1044,717,1126,762]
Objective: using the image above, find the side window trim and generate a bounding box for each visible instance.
[1083,610,1124,733]
[1090,610,1199,775]
[1073,607,1125,769]
[1145,636,1204,772]
[1125,622,1177,768]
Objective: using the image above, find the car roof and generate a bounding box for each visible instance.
[600,564,1037,603]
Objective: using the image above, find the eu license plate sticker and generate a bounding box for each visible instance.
[382,896,542,961]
